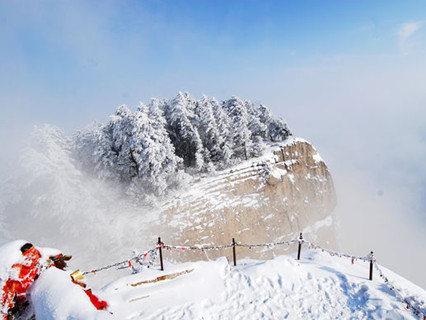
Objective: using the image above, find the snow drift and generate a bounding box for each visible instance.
[2,240,425,319]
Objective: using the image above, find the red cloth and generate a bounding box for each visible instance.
[71,280,108,310]
[84,289,108,310]
[1,246,41,319]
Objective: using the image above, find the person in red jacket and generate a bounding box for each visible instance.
[0,243,42,320]
[1,242,107,319]
[1,244,73,319]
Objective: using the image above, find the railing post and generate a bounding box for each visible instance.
[297,233,303,260]
[158,237,164,271]
[369,251,374,280]
[232,238,237,266]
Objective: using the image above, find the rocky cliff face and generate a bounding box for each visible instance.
[158,138,336,262]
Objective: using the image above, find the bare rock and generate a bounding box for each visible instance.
[158,138,336,262]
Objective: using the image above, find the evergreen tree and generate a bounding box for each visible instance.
[222,96,252,160]
[108,105,138,181]
[163,92,204,170]
[244,100,266,157]
[210,97,233,167]
[268,118,292,142]
[145,100,182,194]
[195,96,222,170]
[245,100,267,139]
[70,92,292,203]
[93,122,120,181]
[258,104,291,142]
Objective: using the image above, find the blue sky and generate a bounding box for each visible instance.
[1,0,425,129]
[0,1,426,287]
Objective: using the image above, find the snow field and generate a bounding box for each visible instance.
[92,250,425,319]
[2,239,424,319]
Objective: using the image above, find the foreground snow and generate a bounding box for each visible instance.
[2,239,425,319]
[90,251,424,319]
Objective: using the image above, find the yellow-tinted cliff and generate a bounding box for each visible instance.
[158,138,336,262]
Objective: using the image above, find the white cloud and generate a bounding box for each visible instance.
[397,21,423,42]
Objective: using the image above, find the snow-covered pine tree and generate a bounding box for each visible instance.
[195,96,222,171]
[211,97,234,168]
[92,121,120,181]
[258,104,292,142]
[124,104,153,196]
[108,105,139,181]
[244,100,266,157]
[109,103,174,198]
[268,117,292,142]
[69,93,292,204]
[163,92,204,170]
[222,96,252,161]
[145,99,182,194]
[245,100,267,139]
[73,112,123,182]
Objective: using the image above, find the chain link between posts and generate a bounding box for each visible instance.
[374,263,425,319]
[81,236,424,319]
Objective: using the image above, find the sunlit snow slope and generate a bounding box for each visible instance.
[39,250,426,319]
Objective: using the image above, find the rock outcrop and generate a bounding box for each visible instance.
[158,138,336,262]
